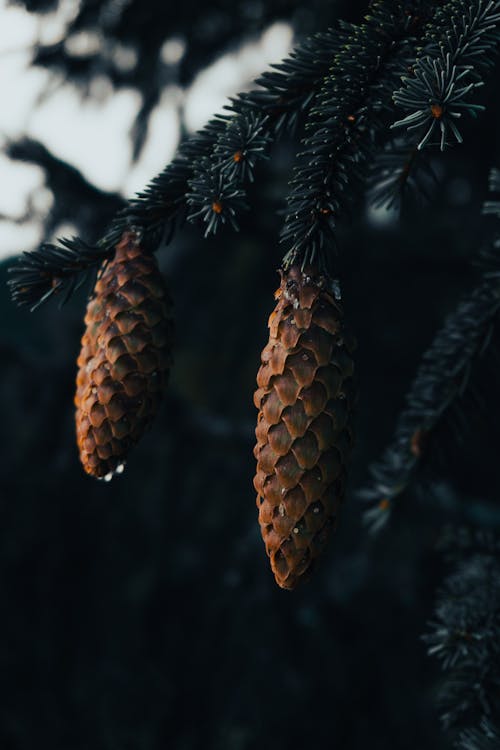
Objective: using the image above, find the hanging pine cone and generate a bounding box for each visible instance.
[253,266,355,589]
[75,230,173,480]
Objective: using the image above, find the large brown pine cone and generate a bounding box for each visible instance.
[75,231,173,479]
[254,266,355,589]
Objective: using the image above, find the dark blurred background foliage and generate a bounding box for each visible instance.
[1,0,500,748]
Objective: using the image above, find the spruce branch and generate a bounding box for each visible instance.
[214,113,270,183]
[457,721,500,750]
[423,532,500,743]
[234,27,345,132]
[187,165,249,237]
[11,0,500,311]
[8,237,115,312]
[186,112,270,235]
[280,0,424,270]
[392,54,484,151]
[8,25,347,310]
[392,0,500,152]
[361,169,500,531]
[483,168,500,220]
[360,277,500,533]
[367,138,438,209]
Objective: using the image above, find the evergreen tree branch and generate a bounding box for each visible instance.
[380,1,500,207]
[11,0,499,310]
[186,113,270,237]
[280,0,426,270]
[423,531,500,744]
[365,1,500,210]
[180,29,349,236]
[367,138,438,209]
[360,277,500,532]
[392,0,500,151]
[483,168,500,219]
[8,237,116,311]
[7,25,355,309]
[361,167,500,533]
[457,721,500,750]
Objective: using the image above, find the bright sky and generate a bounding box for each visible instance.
[0,0,292,260]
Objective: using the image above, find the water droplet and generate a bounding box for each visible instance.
[331,279,342,300]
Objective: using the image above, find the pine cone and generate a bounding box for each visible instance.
[75,231,173,480]
[253,266,355,589]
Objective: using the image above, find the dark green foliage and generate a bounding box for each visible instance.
[373,1,500,205]
[187,167,249,237]
[9,0,500,305]
[367,138,438,208]
[361,273,500,532]
[4,0,500,747]
[186,113,269,235]
[280,0,423,269]
[8,238,114,311]
[423,530,500,744]
[458,722,500,750]
[392,54,484,150]
[392,0,500,151]
[361,167,500,532]
[210,113,270,183]
[7,19,354,307]
[483,168,500,219]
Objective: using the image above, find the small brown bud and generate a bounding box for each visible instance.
[430,103,444,119]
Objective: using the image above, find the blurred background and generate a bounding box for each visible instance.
[1,0,500,747]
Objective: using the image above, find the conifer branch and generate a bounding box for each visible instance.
[186,113,270,236]
[361,167,500,532]
[423,531,500,743]
[483,168,500,219]
[360,277,500,533]
[8,27,346,309]
[10,0,500,310]
[457,721,500,750]
[367,138,438,209]
[280,0,425,270]
[392,0,500,151]
[8,237,117,312]
[183,30,347,237]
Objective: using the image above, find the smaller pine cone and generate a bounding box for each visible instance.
[254,266,355,589]
[75,231,173,479]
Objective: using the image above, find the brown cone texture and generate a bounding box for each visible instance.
[75,231,173,479]
[254,266,355,589]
